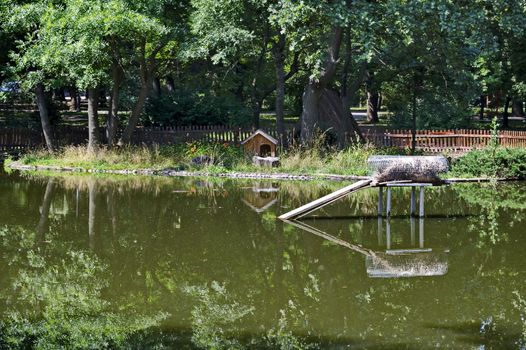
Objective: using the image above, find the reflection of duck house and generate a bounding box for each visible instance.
[241,130,278,157]
[242,183,279,213]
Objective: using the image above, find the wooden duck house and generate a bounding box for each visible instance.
[241,130,278,157]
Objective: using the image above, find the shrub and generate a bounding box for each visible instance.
[451,147,526,178]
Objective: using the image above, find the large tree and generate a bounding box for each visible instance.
[3,1,61,151]
[287,0,364,146]
[118,0,187,145]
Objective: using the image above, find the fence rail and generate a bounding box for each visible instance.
[363,128,526,152]
[2,125,526,153]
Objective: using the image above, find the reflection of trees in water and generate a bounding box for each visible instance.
[513,292,526,348]
[2,173,526,348]
[0,226,167,349]
[453,182,526,246]
[183,281,255,349]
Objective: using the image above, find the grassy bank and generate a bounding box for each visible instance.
[13,142,411,176]
[10,142,526,179]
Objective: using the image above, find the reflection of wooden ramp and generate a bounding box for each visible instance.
[241,198,277,213]
[283,219,376,257]
[286,219,448,278]
[278,179,372,220]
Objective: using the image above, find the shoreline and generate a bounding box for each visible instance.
[6,161,517,183]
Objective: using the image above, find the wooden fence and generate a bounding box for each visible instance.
[131,125,272,145]
[362,128,526,152]
[2,125,526,153]
[0,126,87,152]
[0,125,283,152]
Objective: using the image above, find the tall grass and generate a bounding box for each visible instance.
[18,140,410,176]
[21,145,179,170]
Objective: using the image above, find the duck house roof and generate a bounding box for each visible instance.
[241,129,278,145]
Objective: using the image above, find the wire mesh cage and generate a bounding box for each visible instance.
[367,155,449,183]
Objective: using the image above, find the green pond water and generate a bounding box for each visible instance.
[0,169,525,349]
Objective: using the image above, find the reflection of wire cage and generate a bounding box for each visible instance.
[366,252,448,278]
[367,156,449,183]
[285,219,450,279]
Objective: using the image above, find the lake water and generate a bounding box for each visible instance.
[0,169,525,349]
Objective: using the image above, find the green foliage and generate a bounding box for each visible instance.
[513,291,526,348]
[368,0,483,129]
[1,0,526,137]
[187,0,259,64]
[143,91,252,127]
[0,226,167,350]
[387,85,476,129]
[183,281,255,350]
[451,147,526,178]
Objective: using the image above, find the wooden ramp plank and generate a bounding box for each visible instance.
[278,179,372,220]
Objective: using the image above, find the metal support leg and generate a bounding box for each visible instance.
[378,187,384,217]
[386,188,392,218]
[410,217,416,246]
[377,217,383,246]
[386,219,391,250]
[410,187,416,217]
[419,218,424,248]
[419,186,425,218]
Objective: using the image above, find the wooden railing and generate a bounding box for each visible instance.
[2,125,526,153]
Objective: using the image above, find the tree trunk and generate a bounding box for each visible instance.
[273,33,287,146]
[152,77,161,98]
[249,27,270,130]
[340,31,366,145]
[75,89,81,112]
[118,39,160,145]
[36,178,55,244]
[251,99,262,130]
[502,95,511,128]
[301,26,363,146]
[107,189,117,237]
[67,87,76,111]
[495,93,500,119]
[339,28,357,146]
[87,87,100,152]
[367,91,379,123]
[512,99,524,119]
[411,85,417,154]
[340,30,352,115]
[88,180,97,251]
[35,83,55,152]
[119,80,151,145]
[166,76,175,93]
[300,26,342,145]
[300,83,321,144]
[106,62,123,147]
[365,70,379,123]
[479,94,485,120]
